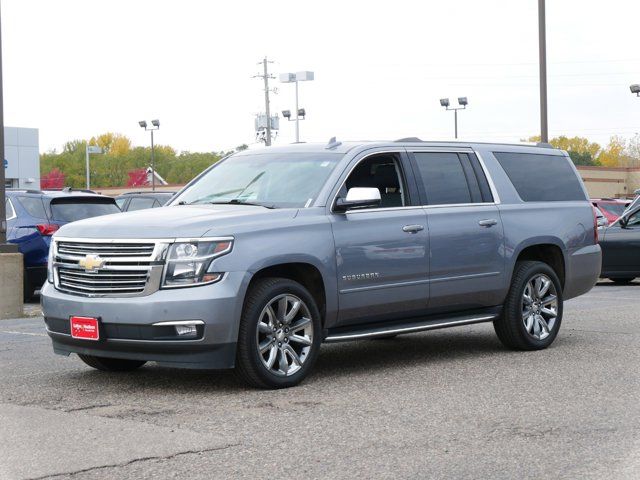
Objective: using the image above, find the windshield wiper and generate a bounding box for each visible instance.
[207,200,275,209]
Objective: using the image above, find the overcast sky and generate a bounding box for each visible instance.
[3,0,640,153]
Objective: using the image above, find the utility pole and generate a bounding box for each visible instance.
[254,57,275,146]
[538,0,548,143]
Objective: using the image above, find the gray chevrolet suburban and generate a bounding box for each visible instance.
[41,139,602,388]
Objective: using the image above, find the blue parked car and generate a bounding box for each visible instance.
[4,188,121,300]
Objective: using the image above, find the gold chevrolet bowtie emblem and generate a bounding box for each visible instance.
[79,254,105,272]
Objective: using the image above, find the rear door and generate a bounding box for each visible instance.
[408,150,505,312]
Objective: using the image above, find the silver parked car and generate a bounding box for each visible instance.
[41,139,601,388]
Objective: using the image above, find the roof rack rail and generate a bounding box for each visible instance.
[5,188,44,194]
[395,137,424,142]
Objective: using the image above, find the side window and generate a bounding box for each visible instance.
[494,152,586,202]
[5,198,16,220]
[18,196,47,219]
[127,197,157,211]
[115,198,127,210]
[343,155,406,209]
[412,152,474,205]
[626,210,640,227]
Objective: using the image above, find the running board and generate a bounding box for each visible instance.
[324,311,499,343]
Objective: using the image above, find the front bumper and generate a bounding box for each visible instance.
[40,271,250,369]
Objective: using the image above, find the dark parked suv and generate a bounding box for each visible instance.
[115,191,175,212]
[41,140,601,388]
[5,189,120,299]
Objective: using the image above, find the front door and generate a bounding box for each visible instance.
[331,152,429,326]
[601,208,640,276]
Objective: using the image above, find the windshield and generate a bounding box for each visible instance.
[171,152,342,208]
[50,201,120,222]
[600,203,629,216]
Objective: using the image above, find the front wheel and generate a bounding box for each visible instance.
[78,355,146,372]
[494,261,563,350]
[235,278,322,389]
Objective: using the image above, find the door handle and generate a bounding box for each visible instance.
[478,219,498,227]
[402,224,424,233]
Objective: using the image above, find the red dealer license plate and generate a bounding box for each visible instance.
[70,316,100,341]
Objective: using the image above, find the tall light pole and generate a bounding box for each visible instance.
[439,97,468,139]
[538,0,548,143]
[139,119,160,191]
[0,5,13,252]
[631,84,640,97]
[85,144,102,190]
[280,71,314,142]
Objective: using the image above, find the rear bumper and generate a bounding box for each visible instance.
[40,271,251,369]
[564,244,602,300]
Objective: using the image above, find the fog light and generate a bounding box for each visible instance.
[175,325,197,337]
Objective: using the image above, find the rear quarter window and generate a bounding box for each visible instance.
[493,152,586,202]
[18,196,48,219]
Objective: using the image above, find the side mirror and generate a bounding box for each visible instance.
[619,216,628,228]
[335,187,381,212]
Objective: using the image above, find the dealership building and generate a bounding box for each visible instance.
[4,126,40,189]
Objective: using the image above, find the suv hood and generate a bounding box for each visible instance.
[55,204,298,239]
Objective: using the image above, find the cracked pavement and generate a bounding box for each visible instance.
[1,281,639,479]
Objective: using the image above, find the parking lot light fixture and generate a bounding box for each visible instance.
[139,119,160,191]
[631,84,640,97]
[440,96,468,139]
[279,71,314,142]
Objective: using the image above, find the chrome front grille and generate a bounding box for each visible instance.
[53,238,167,297]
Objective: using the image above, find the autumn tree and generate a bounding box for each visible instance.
[525,135,601,166]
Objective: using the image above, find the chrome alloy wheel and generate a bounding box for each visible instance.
[256,294,314,377]
[522,273,558,341]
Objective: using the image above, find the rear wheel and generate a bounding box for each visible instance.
[494,260,563,350]
[78,355,146,372]
[235,278,322,389]
[608,277,635,285]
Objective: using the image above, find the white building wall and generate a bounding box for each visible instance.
[4,127,40,189]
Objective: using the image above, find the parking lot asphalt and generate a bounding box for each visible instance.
[1,281,639,480]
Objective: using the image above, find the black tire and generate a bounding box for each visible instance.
[494,260,563,351]
[235,277,322,389]
[23,273,34,302]
[608,277,635,285]
[78,354,146,372]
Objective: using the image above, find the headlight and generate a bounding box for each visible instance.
[162,238,233,288]
[47,242,54,283]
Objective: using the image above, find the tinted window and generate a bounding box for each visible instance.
[5,198,16,219]
[494,152,586,202]
[18,196,47,219]
[50,201,120,222]
[128,197,158,211]
[412,152,472,205]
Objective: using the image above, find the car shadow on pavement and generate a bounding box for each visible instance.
[53,327,521,392]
